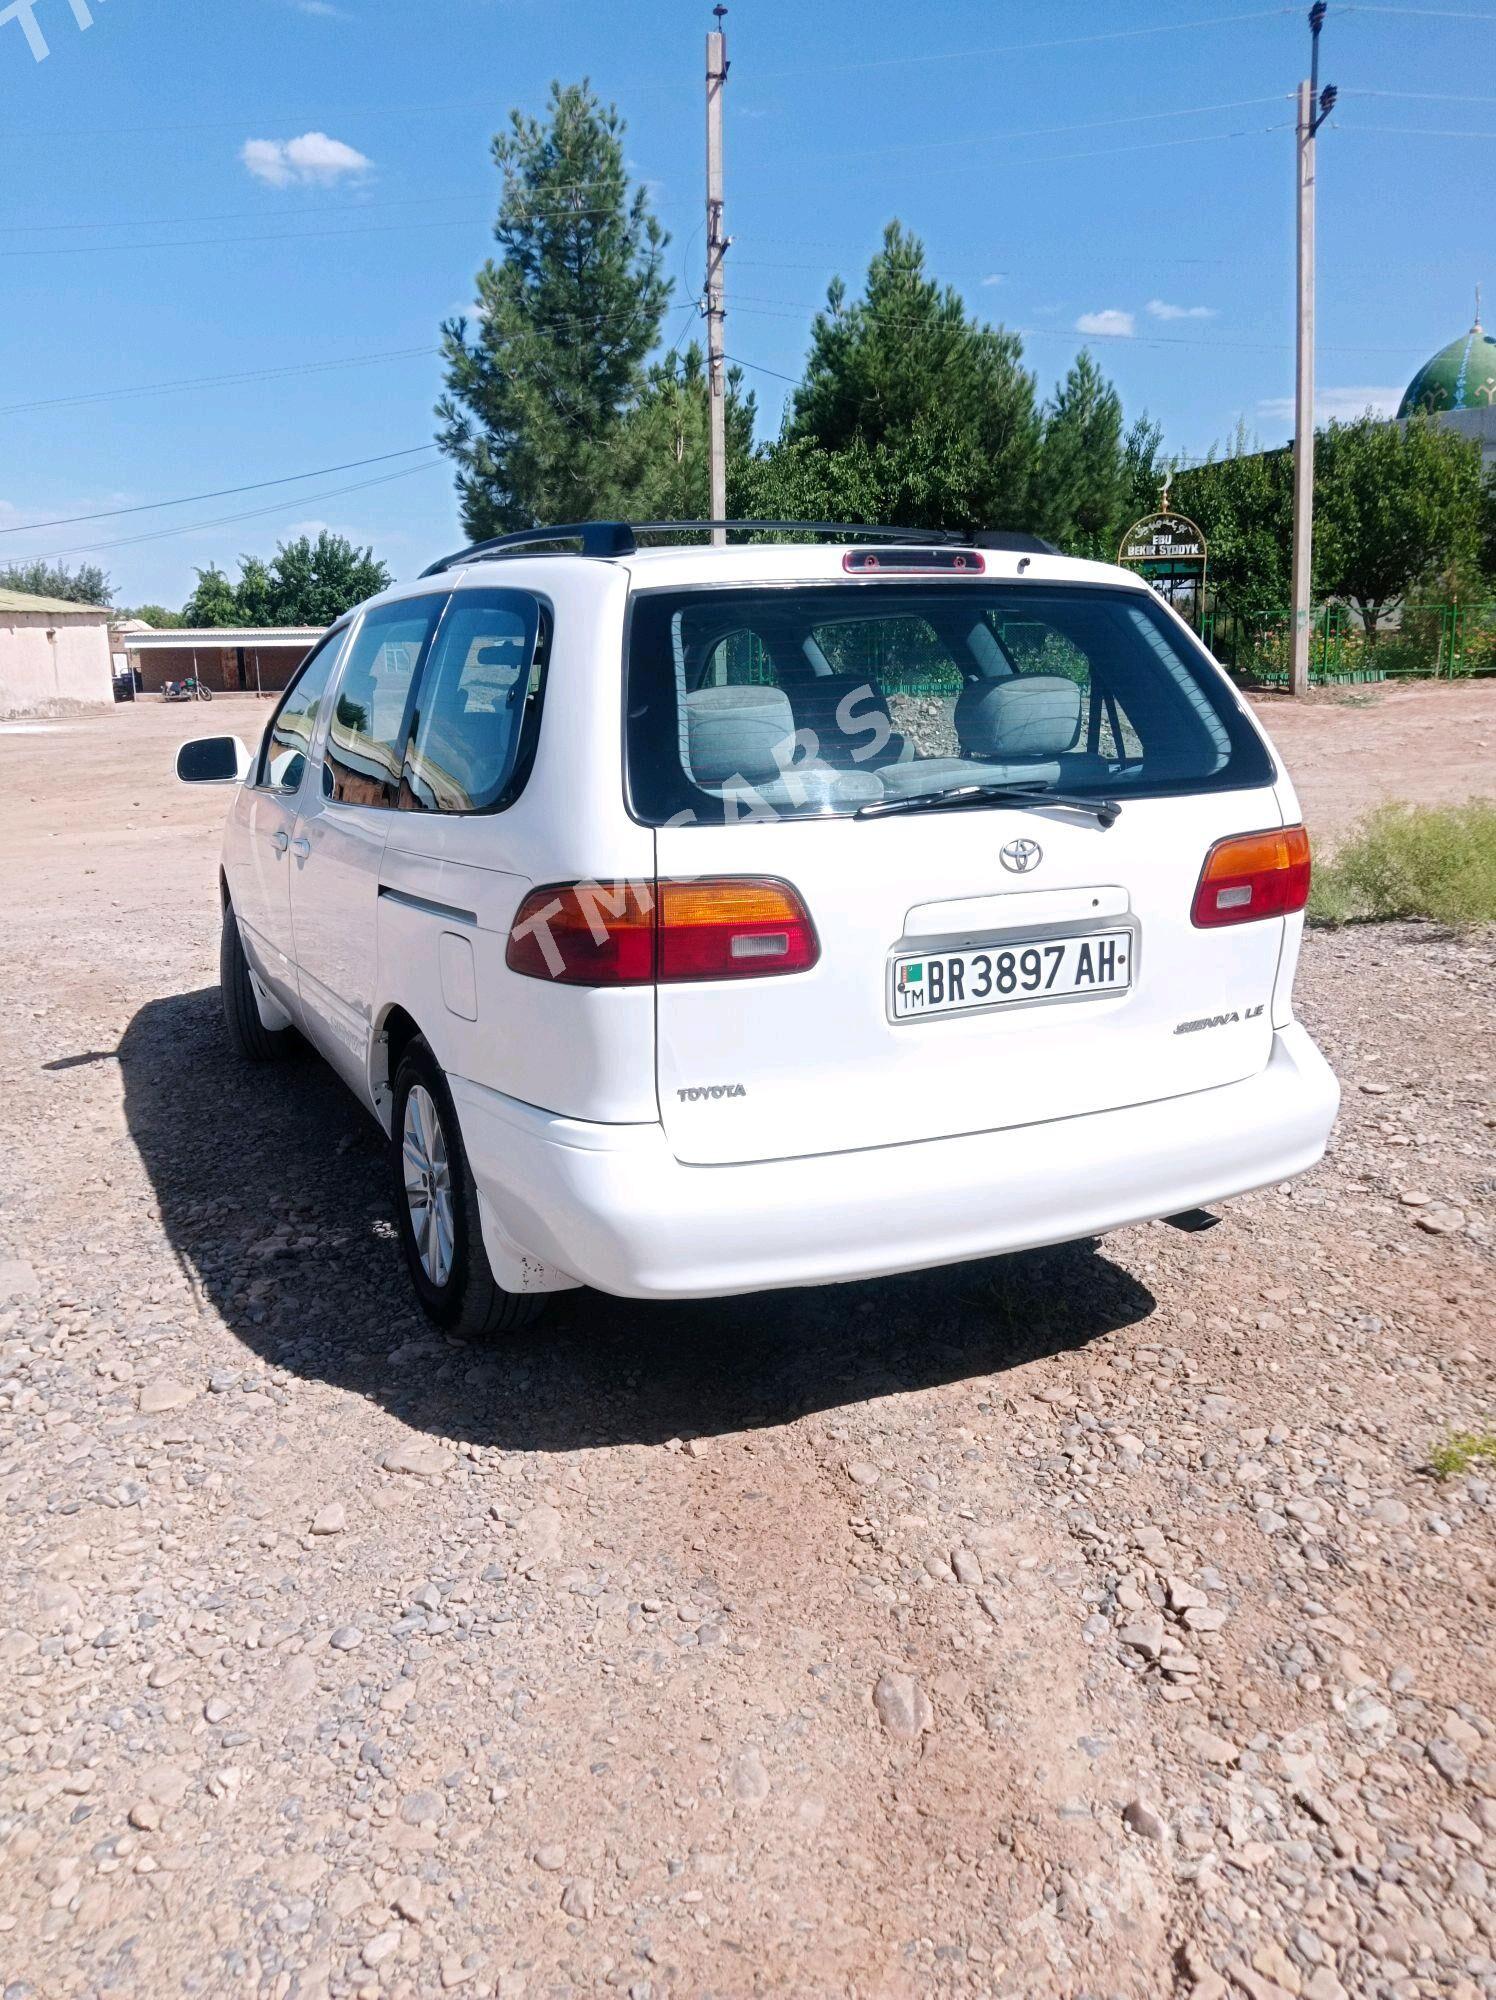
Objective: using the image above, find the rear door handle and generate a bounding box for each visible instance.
[270,830,289,854]
[290,836,311,859]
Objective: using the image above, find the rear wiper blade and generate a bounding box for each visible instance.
[855,782,1122,828]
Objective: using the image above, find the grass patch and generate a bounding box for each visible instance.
[1429,1429,1496,1480]
[1309,799,1496,927]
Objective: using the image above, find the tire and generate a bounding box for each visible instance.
[390,1036,546,1338]
[220,903,294,1063]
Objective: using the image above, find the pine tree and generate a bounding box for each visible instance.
[1038,351,1125,560]
[623,345,757,522]
[773,222,1040,532]
[437,82,671,536]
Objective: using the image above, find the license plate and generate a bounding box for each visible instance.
[890,930,1132,1020]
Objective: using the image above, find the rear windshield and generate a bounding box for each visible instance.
[624,582,1274,825]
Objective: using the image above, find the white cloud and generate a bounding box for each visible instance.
[1147,298,1215,322]
[241,131,372,188]
[1075,309,1135,339]
[981,273,1004,287]
[1258,386,1404,425]
[292,1,349,15]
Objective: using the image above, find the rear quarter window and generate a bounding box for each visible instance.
[397,589,548,814]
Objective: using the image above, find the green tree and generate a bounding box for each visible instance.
[778,221,1040,532]
[1316,412,1483,630]
[1172,426,1294,625]
[1481,471,1496,585]
[182,564,239,627]
[622,344,757,521]
[1037,351,1125,559]
[265,532,389,625]
[118,604,187,628]
[181,536,389,627]
[1119,413,1168,541]
[437,81,671,536]
[744,421,1006,534]
[233,555,276,627]
[0,558,112,606]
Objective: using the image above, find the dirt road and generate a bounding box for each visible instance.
[0,697,1492,1999]
[1247,681,1496,846]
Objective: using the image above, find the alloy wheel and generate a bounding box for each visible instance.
[401,1083,454,1287]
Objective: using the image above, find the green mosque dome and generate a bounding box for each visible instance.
[1399,296,1496,418]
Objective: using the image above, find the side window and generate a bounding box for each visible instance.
[323,597,445,809]
[399,590,547,814]
[256,630,345,792]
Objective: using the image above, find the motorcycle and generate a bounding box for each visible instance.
[163,676,213,702]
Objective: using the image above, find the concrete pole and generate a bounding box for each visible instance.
[705,14,728,545]
[1289,77,1316,697]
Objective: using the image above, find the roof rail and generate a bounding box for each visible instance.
[419,518,969,576]
[420,521,635,576]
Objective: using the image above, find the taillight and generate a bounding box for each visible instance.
[504,881,655,984]
[1191,825,1311,928]
[505,878,819,985]
[657,878,819,979]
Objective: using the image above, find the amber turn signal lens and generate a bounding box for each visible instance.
[1191,825,1311,928]
[657,877,819,981]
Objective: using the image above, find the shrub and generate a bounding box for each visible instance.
[1429,1430,1496,1479]
[1308,799,1496,927]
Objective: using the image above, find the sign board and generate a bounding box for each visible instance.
[1118,507,1208,624]
[1118,511,1206,568]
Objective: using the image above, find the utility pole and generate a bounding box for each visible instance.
[705,5,729,545]
[1290,3,1337,696]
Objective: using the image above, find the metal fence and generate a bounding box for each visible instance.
[1203,601,1496,688]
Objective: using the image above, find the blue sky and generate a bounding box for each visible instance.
[0,0,1485,608]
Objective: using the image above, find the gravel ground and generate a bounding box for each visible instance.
[0,700,1492,2000]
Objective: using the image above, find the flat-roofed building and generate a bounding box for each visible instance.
[0,589,114,717]
[119,626,324,697]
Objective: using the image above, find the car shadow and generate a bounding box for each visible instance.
[114,986,1158,1451]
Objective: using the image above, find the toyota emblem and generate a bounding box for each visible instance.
[1000,837,1043,874]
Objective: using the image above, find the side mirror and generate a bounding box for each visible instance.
[176,735,252,785]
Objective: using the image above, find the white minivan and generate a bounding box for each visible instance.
[178,521,1339,1335]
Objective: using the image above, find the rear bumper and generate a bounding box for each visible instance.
[451,1024,1339,1301]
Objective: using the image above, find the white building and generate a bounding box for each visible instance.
[0,589,115,718]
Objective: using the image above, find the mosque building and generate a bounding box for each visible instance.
[1398,293,1496,466]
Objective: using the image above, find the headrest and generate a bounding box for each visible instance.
[955,674,1083,759]
[686,684,797,786]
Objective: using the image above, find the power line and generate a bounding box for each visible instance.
[797,97,1289,167]
[1330,120,1496,135]
[753,8,1298,80]
[9,300,688,418]
[28,461,448,565]
[0,213,490,259]
[796,123,1294,177]
[0,445,441,536]
[0,9,1302,144]
[0,196,692,258]
[727,294,1435,356]
[0,345,442,418]
[722,353,799,386]
[1341,2,1496,16]
[1343,87,1496,101]
[0,191,486,234]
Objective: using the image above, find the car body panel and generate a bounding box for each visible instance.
[192,537,1338,1301]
